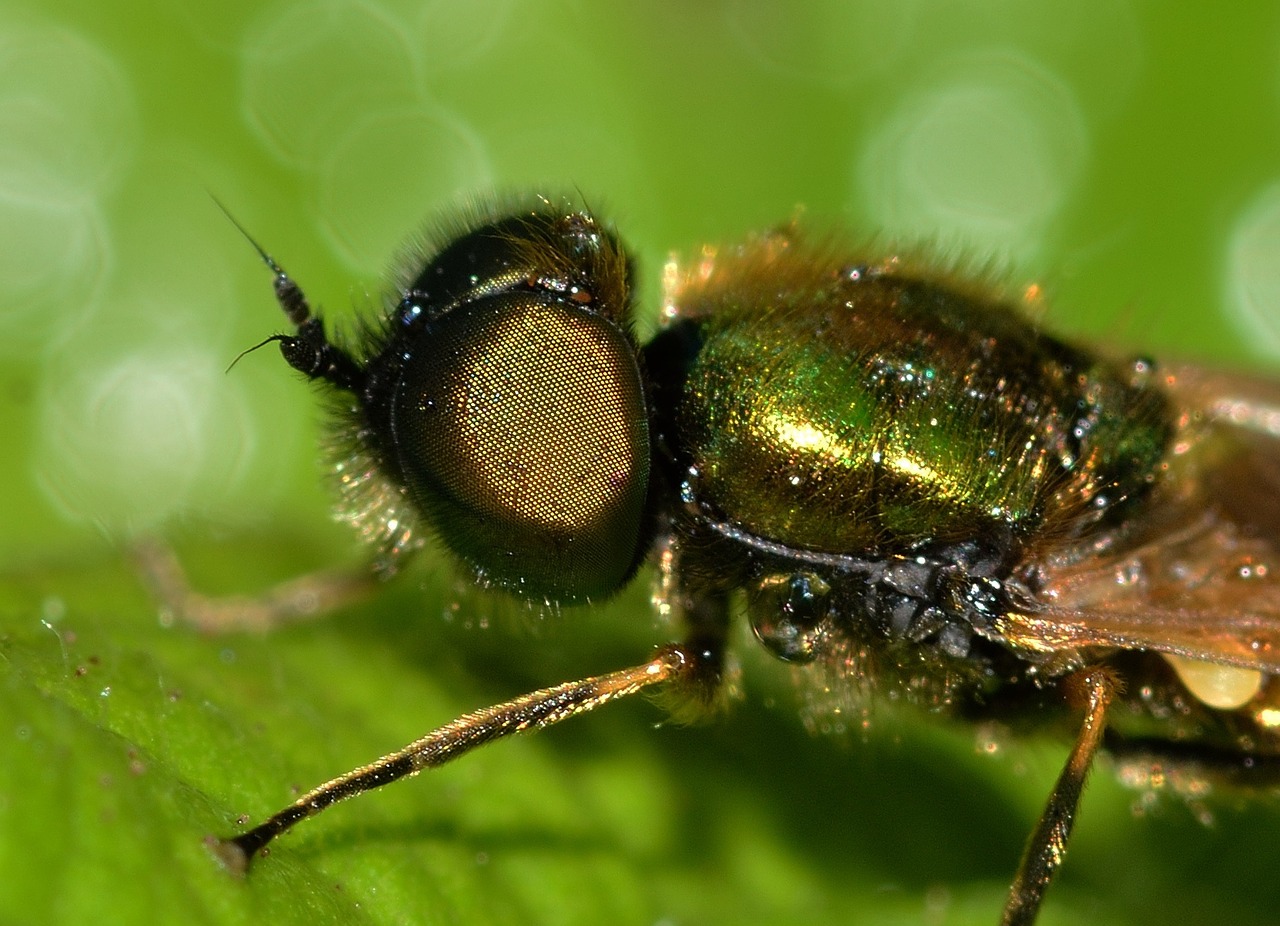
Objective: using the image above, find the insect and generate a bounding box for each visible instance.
[184,195,1280,924]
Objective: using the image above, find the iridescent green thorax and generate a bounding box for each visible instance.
[663,237,1172,560]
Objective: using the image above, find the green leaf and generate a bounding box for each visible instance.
[6,540,1280,926]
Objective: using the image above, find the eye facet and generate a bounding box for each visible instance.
[377,206,651,603]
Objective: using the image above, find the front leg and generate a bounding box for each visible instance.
[653,537,736,720]
[213,641,715,873]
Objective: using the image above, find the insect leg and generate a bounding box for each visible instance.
[210,642,706,874]
[132,539,378,633]
[658,566,734,720]
[1104,732,1280,789]
[1000,665,1118,926]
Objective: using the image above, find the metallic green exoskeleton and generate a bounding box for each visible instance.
[206,197,1280,926]
[648,235,1171,673]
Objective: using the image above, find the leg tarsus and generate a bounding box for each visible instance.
[205,832,255,877]
[218,643,704,868]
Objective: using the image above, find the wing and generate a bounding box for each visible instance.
[996,364,1280,675]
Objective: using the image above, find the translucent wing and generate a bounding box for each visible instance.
[997,364,1280,674]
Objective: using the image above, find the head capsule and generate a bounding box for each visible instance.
[369,201,652,604]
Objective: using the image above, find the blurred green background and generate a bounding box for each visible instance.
[3,2,1280,925]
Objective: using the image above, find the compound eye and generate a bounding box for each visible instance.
[391,293,650,603]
